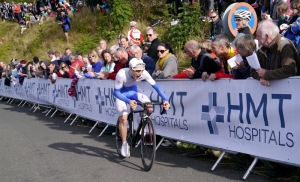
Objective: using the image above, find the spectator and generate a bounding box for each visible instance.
[109,45,119,61]
[210,35,235,81]
[53,51,63,66]
[251,20,300,86]
[210,11,224,39]
[99,39,107,50]
[178,40,220,80]
[232,35,255,79]
[152,42,178,79]
[35,61,49,79]
[69,53,85,68]
[17,60,28,85]
[87,50,102,73]
[263,0,284,23]
[281,0,300,52]
[96,46,104,61]
[57,62,75,78]
[127,21,144,46]
[47,50,57,62]
[130,45,155,75]
[48,62,59,84]
[0,61,6,78]
[276,1,289,28]
[146,27,160,63]
[99,0,111,14]
[107,47,133,80]
[26,61,36,79]
[98,49,115,79]
[120,36,131,54]
[62,47,72,65]
[59,10,71,43]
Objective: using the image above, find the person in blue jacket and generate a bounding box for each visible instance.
[59,10,71,43]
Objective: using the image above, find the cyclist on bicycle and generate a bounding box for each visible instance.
[114,58,170,158]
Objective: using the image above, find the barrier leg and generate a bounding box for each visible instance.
[70,115,78,125]
[89,121,99,133]
[155,137,165,150]
[45,108,53,116]
[29,103,35,111]
[243,157,259,180]
[22,101,28,108]
[260,160,274,170]
[168,139,180,148]
[33,105,39,113]
[6,98,11,104]
[98,125,109,137]
[64,113,73,123]
[50,109,58,117]
[18,100,24,107]
[211,151,226,171]
[9,99,15,104]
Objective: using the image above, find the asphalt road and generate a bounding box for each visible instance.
[0,101,271,182]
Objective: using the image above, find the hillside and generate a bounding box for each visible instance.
[0,2,209,71]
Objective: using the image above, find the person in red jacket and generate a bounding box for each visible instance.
[69,53,85,69]
[14,3,21,22]
[57,62,75,78]
[106,48,133,80]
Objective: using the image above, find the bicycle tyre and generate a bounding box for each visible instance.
[115,118,132,159]
[140,117,156,171]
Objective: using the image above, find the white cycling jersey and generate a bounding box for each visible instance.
[114,68,168,116]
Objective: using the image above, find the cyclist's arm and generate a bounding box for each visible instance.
[113,71,131,104]
[144,71,168,101]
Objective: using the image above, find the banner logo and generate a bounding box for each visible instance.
[201,92,225,135]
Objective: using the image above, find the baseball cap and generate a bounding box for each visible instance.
[130,21,136,27]
[129,58,145,70]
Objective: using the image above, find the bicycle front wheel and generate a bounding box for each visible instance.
[140,118,156,171]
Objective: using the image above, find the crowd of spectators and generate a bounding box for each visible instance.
[1,0,300,174]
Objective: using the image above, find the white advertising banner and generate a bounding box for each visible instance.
[0,77,299,167]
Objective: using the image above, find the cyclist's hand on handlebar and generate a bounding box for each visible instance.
[129,100,137,110]
[162,101,170,110]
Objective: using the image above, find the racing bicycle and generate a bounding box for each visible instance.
[115,102,167,171]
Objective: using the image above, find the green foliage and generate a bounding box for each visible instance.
[164,3,211,51]
[110,0,133,33]
[73,34,99,54]
[130,0,167,21]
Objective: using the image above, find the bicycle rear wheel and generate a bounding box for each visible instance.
[115,118,132,159]
[140,118,156,171]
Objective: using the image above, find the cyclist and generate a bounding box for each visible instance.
[114,58,170,158]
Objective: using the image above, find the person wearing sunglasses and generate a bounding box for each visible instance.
[87,50,102,73]
[114,58,170,157]
[145,27,160,63]
[210,11,224,40]
[233,10,253,38]
[152,42,178,79]
[57,62,75,78]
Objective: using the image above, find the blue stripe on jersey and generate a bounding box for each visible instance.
[152,83,168,101]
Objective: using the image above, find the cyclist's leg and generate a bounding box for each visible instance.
[116,98,129,142]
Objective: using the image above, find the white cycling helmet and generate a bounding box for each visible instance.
[234,10,251,21]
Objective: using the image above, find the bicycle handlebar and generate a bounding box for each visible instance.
[136,102,168,115]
